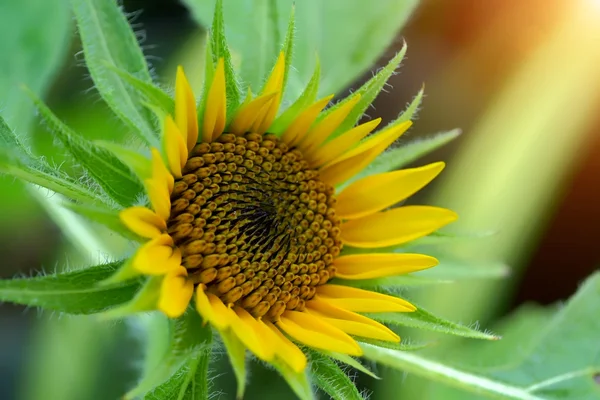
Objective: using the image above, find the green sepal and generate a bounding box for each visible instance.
[0,261,141,314]
[100,275,162,319]
[308,350,362,400]
[104,62,175,116]
[101,256,143,285]
[270,60,321,135]
[70,0,157,145]
[322,351,380,380]
[271,357,314,400]
[197,33,215,136]
[280,6,296,96]
[61,201,144,243]
[126,310,213,399]
[28,90,144,207]
[325,43,408,139]
[358,338,432,352]
[0,147,101,205]
[220,328,247,399]
[94,140,152,183]
[335,275,453,290]
[210,0,242,121]
[0,114,28,153]
[367,303,500,341]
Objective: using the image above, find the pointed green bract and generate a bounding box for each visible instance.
[0,261,140,314]
[106,63,175,115]
[126,311,212,399]
[210,0,241,120]
[308,350,363,400]
[101,276,162,318]
[61,201,143,242]
[71,0,156,144]
[197,34,216,134]
[358,338,431,352]
[367,303,499,341]
[325,44,408,139]
[271,359,314,400]
[0,114,28,152]
[280,6,295,95]
[323,351,380,380]
[270,60,321,135]
[94,140,152,183]
[29,92,144,207]
[144,351,211,400]
[220,329,247,399]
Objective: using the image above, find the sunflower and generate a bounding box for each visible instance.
[116,49,457,374]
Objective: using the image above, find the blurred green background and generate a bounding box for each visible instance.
[1,0,599,399]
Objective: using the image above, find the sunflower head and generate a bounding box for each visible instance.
[108,2,457,382]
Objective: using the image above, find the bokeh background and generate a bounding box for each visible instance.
[1,0,599,399]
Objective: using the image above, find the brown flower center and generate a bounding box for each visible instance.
[166,133,342,320]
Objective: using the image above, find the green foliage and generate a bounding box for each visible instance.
[0,261,140,314]
[270,358,314,400]
[308,350,363,400]
[29,92,144,206]
[182,0,418,100]
[71,0,157,145]
[127,312,213,399]
[220,329,248,398]
[368,304,500,341]
[0,0,71,134]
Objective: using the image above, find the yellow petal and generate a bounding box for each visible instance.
[340,206,458,248]
[195,288,232,330]
[263,321,307,373]
[336,162,445,220]
[333,253,438,280]
[319,121,412,186]
[150,148,174,193]
[229,92,278,135]
[144,178,171,221]
[202,58,227,142]
[281,95,334,147]
[298,94,361,153]
[277,312,362,356]
[251,52,286,134]
[175,66,199,152]
[316,285,416,313]
[163,115,187,178]
[132,234,179,275]
[309,118,381,167]
[232,307,274,361]
[158,266,193,317]
[306,299,399,342]
[119,206,165,238]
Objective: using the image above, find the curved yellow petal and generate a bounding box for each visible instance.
[281,95,333,147]
[333,253,438,280]
[319,121,412,186]
[150,148,174,193]
[278,312,362,356]
[233,308,274,361]
[316,285,416,313]
[195,288,232,330]
[158,266,193,317]
[202,58,227,142]
[229,92,278,135]
[336,162,445,219]
[298,94,361,153]
[132,234,179,275]
[263,321,307,373]
[175,66,199,152]
[309,118,381,167]
[306,299,399,342]
[163,115,187,178]
[340,206,458,248]
[120,206,165,239]
[251,52,286,134]
[144,178,171,221]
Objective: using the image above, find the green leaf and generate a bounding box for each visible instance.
[326,44,408,138]
[426,272,600,399]
[271,358,314,400]
[324,351,380,380]
[71,0,156,144]
[61,201,142,242]
[29,92,144,207]
[127,311,213,399]
[0,114,27,152]
[0,0,71,133]
[94,140,152,183]
[210,0,242,119]
[358,338,431,352]
[0,148,101,204]
[308,350,363,400]
[0,261,140,314]
[220,329,248,399]
[368,304,500,341]
[358,129,462,179]
[337,275,453,290]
